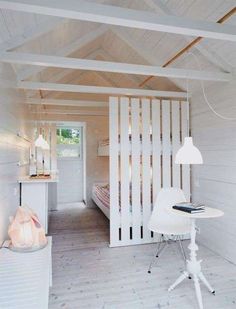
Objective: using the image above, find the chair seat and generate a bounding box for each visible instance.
[148,225,191,236]
[148,187,191,236]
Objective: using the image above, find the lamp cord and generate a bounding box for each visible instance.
[184,51,236,121]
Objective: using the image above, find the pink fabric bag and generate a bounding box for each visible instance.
[8,206,47,249]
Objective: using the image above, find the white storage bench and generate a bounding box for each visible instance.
[0,237,52,309]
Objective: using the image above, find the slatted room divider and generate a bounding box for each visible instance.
[109,97,190,247]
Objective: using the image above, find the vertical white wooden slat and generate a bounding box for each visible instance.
[181,101,191,201]
[151,99,161,203]
[131,98,141,243]
[162,100,171,187]
[109,97,120,247]
[172,101,181,188]
[141,99,152,242]
[120,97,130,243]
[151,99,161,242]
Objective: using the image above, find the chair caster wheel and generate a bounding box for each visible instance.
[148,270,151,274]
[212,291,215,295]
[188,276,192,279]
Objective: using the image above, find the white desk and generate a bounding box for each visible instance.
[0,237,52,309]
[19,176,58,233]
[168,207,224,309]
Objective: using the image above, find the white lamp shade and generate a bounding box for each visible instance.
[175,137,203,164]
[42,140,50,150]
[35,134,50,150]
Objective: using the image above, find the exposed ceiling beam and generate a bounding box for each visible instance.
[0,52,232,82]
[18,25,108,81]
[35,48,146,100]
[30,110,108,116]
[0,18,66,51]
[26,98,108,107]
[17,81,188,98]
[144,0,233,73]
[40,67,116,100]
[0,0,236,42]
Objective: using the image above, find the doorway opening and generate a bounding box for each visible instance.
[56,123,86,210]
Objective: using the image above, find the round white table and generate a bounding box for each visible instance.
[168,206,224,309]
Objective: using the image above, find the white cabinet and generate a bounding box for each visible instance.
[0,237,52,309]
[19,177,58,234]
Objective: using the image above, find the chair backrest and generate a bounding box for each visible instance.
[148,187,191,235]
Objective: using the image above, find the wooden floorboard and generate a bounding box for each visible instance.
[48,206,236,309]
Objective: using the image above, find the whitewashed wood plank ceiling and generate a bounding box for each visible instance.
[0,0,235,101]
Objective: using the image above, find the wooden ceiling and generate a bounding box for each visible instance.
[0,0,235,114]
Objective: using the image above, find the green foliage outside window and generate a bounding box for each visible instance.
[57,128,80,145]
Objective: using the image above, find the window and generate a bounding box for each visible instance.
[56,127,82,158]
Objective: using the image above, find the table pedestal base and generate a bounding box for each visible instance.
[168,219,215,309]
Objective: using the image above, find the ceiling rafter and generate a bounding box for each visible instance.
[17,81,188,98]
[26,98,107,107]
[30,108,108,116]
[0,51,232,82]
[48,48,151,90]
[0,0,235,41]
[33,47,148,101]
[24,49,111,99]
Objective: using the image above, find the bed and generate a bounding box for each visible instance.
[92,182,153,224]
[92,183,110,219]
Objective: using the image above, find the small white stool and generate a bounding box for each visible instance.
[167,207,224,309]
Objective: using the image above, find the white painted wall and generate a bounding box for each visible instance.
[191,81,236,264]
[0,63,31,245]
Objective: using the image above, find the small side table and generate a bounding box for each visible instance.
[168,207,224,309]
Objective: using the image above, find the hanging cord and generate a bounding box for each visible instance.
[184,51,236,121]
[185,54,190,135]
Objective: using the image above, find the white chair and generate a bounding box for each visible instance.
[147,187,191,273]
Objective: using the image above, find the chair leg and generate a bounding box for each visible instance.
[148,235,188,274]
[155,234,163,257]
[148,234,167,273]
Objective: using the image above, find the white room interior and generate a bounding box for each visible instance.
[0,1,236,309]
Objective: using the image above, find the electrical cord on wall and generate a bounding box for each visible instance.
[185,51,236,121]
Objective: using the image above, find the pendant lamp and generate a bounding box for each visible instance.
[175,137,203,164]
[175,54,203,165]
[35,128,50,150]
[35,98,50,150]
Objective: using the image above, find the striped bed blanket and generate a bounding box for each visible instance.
[92,183,153,210]
[93,184,110,208]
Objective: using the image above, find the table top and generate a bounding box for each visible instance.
[18,175,58,183]
[169,206,224,219]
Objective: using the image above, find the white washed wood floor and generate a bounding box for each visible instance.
[48,206,236,309]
